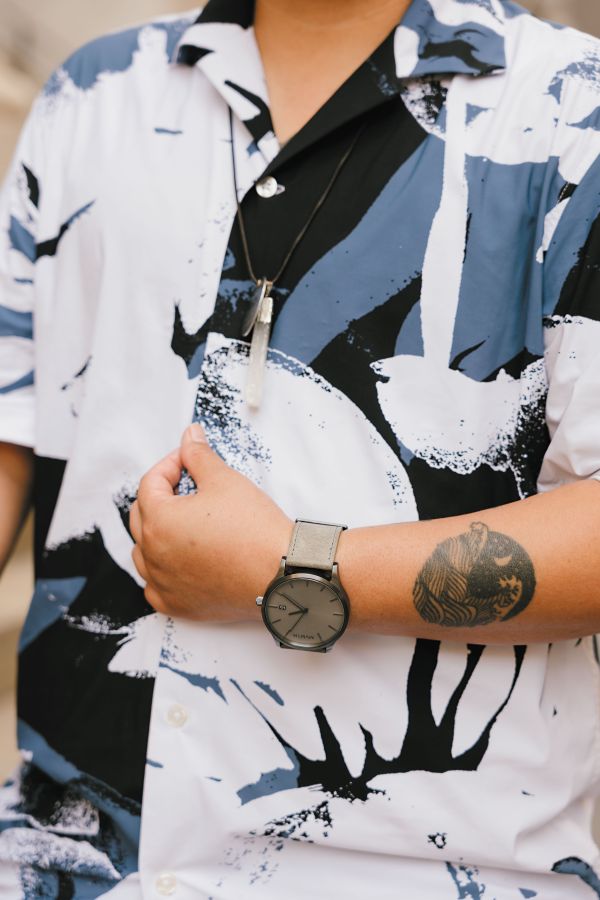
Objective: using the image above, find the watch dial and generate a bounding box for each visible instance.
[263,576,348,649]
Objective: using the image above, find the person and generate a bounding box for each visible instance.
[1,0,600,896]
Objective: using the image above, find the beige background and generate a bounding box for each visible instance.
[1,0,599,836]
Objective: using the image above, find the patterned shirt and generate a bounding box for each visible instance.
[1,0,600,897]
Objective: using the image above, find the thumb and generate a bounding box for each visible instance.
[180,423,222,480]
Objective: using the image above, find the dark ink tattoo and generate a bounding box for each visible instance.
[414,522,536,627]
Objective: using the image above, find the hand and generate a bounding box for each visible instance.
[129,423,294,622]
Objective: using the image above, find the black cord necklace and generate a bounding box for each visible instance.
[229,108,366,407]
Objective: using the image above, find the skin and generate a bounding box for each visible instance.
[0,442,33,579]
[130,424,600,646]
[254,0,413,143]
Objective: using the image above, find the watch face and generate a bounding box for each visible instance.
[262,573,349,651]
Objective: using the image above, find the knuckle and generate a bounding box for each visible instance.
[140,517,154,544]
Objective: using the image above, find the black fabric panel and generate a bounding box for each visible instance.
[266,32,399,172]
[19,528,154,803]
[407,458,522,521]
[481,349,541,383]
[23,164,40,209]
[224,79,274,143]
[33,455,67,568]
[177,45,213,66]
[554,206,600,323]
[195,0,254,28]
[421,39,496,75]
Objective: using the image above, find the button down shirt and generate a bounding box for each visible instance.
[1,1,600,897]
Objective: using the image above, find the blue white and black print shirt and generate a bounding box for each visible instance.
[1,0,600,897]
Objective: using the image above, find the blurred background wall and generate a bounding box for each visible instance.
[1,0,600,817]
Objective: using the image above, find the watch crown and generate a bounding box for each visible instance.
[255,596,263,607]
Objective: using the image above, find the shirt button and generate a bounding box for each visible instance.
[155,872,177,895]
[166,704,188,728]
[255,175,279,198]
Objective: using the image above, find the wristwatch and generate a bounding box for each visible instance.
[256,519,350,652]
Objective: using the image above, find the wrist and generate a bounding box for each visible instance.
[335,526,360,628]
[253,513,294,597]
[335,524,391,634]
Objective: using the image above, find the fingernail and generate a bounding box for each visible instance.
[188,423,206,443]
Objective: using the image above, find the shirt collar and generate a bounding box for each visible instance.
[174,0,277,156]
[394,0,506,79]
[173,0,506,155]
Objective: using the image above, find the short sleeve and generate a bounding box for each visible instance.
[0,101,45,448]
[538,152,600,492]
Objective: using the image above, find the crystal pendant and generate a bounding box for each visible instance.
[245,280,273,409]
[242,279,272,338]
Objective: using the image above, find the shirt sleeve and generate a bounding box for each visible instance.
[0,101,45,449]
[538,152,600,492]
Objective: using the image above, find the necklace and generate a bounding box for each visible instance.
[229,109,366,408]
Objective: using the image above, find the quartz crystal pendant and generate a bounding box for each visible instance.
[242,279,272,338]
[245,279,273,409]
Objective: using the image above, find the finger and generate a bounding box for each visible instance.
[137,448,182,514]
[180,423,224,483]
[129,499,142,545]
[131,544,151,583]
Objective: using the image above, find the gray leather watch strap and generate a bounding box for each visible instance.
[286,520,346,572]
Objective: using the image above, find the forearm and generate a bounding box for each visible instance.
[338,480,600,644]
[133,429,600,642]
[0,441,33,576]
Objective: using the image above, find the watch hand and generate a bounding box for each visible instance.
[278,592,308,614]
[283,610,307,638]
[288,610,303,616]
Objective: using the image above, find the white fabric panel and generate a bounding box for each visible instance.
[538,317,600,490]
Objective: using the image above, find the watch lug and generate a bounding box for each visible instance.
[331,562,341,585]
[278,558,287,577]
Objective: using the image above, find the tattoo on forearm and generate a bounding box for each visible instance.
[413,522,536,627]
